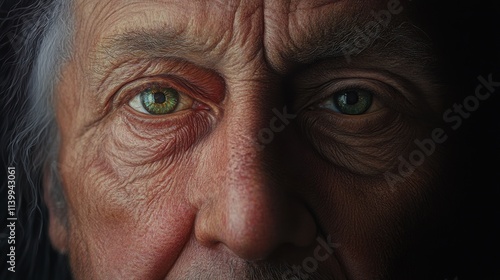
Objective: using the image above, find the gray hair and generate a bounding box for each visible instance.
[3,0,73,278]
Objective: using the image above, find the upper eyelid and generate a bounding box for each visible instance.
[115,75,202,108]
[93,59,184,94]
[93,58,225,109]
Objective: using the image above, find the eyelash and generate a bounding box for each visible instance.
[297,79,392,113]
[120,76,205,114]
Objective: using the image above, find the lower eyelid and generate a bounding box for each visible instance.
[113,109,214,164]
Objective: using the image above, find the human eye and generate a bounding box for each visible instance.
[316,87,379,115]
[305,78,387,119]
[295,73,424,174]
[128,83,195,115]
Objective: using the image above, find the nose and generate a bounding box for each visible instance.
[194,88,317,261]
[195,180,317,260]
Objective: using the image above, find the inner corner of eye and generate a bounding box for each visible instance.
[129,94,147,113]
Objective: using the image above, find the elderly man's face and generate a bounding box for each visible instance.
[48,0,449,279]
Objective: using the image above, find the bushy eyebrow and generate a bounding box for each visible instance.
[97,29,203,61]
[286,19,434,67]
[90,10,434,81]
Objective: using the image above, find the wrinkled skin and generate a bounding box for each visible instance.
[47,0,452,279]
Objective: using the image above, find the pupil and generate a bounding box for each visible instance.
[153,92,166,104]
[345,91,359,105]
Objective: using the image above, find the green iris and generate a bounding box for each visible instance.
[140,86,180,115]
[333,89,373,115]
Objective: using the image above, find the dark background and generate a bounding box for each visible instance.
[0,0,499,279]
[1,0,73,279]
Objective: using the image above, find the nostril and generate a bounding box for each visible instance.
[224,236,279,261]
[194,191,318,261]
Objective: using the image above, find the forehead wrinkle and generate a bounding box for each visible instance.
[264,1,433,72]
[94,28,201,67]
[85,0,433,88]
[85,1,263,83]
[262,1,363,71]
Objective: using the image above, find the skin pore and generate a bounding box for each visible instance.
[47,0,451,279]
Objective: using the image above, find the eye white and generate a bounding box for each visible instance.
[318,97,340,113]
[128,94,150,114]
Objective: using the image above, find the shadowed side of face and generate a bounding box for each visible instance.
[47,0,452,279]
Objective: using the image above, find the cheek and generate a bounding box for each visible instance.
[299,111,425,175]
[59,129,199,278]
[306,148,446,277]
